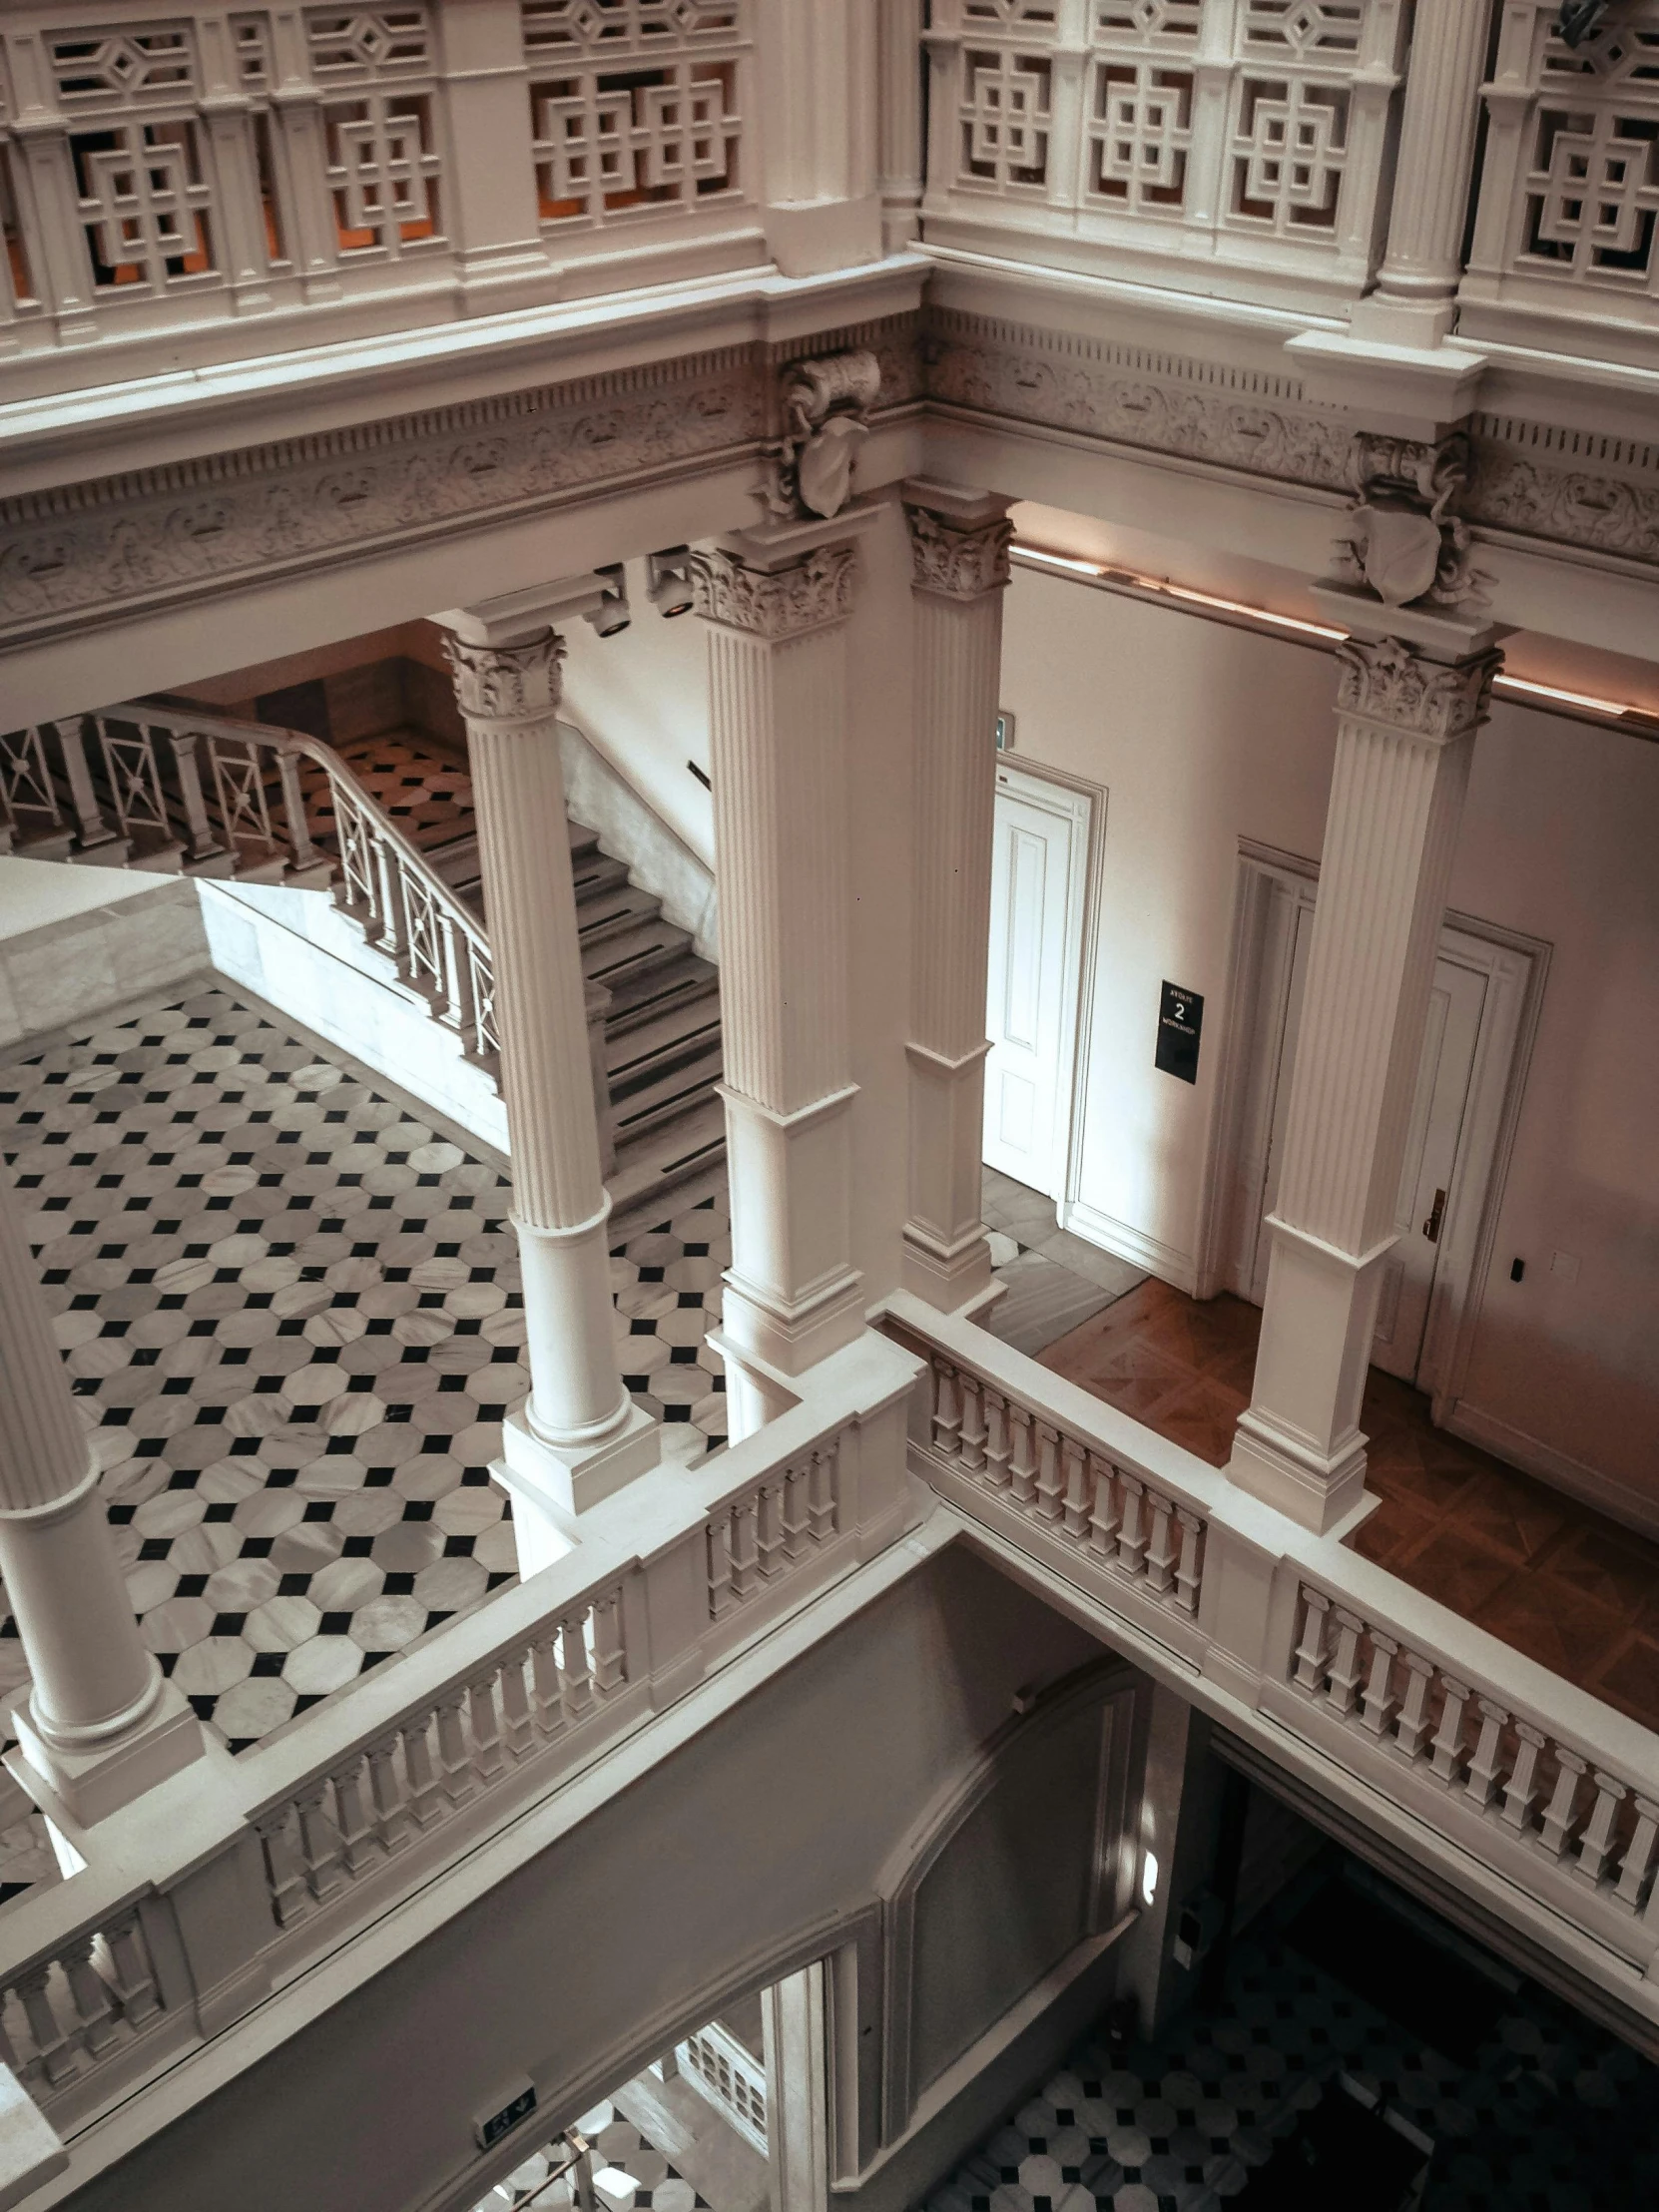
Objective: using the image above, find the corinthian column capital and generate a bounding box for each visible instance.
[901,478,1015,601]
[442,630,565,729]
[689,541,859,640]
[1335,635,1501,743]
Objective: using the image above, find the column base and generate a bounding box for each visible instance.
[5,1675,205,1832]
[1285,325,1485,439]
[900,1220,995,1313]
[496,1399,661,1572]
[1226,1408,1374,1536]
[765,195,881,277]
[721,1264,866,1382]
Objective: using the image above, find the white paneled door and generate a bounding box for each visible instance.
[983,767,1090,1199]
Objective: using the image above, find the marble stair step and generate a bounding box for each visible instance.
[605,991,722,1083]
[611,1045,724,1144]
[608,1098,727,1217]
[576,882,664,943]
[583,916,694,990]
[571,851,632,903]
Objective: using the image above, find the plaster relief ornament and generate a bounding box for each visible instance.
[759,350,882,521]
[1334,431,1492,613]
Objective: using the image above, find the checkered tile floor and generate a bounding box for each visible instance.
[0,984,730,1776]
[925,1869,1657,2212]
[475,2106,712,2212]
[304,731,476,863]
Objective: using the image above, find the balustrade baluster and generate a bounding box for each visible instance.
[255,1807,311,1927]
[498,1654,535,1758]
[1115,1476,1147,1575]
[932,1361,961,1456]
[729,1494,760,1599]
[101,1913,159,2025]
[401,1714,448,1826]
[1324,1610,1365,1716]
[1537,1749,1586,1860]
[1034,1423,1063,1520]
[707,1514,735,1618]
[1143,1489,1178,1592]
[0,1995,24,2077]
[16,1968,77,2087]
[1174,1510,1202,1613]
[365,1735,412,1851]
[1061,1438,1090,1536]
[530,1634,569,1737]
[1359,1632,1398,1738]
[561,1612,595,1716]
[62,1938,120,2055]
[1575,1772,1627,1888]
[375,839,410,963]
[296,1784,347,1898]
[434,1693,477,1807]
[756,1479,786,1578]
[781,1464,812,1558]
[959,1376,987,1472]
[468,1671,505,1782]
[44,718,115,852]
[1292,1587,1332,1691]
[1392,1652,1436,1759]
[1614,1796,1659,1912]
[274,742,320,871]
[1087,1455,1119,1556]
[329,1754,378,1874]
[808,1444,837,1540]
[1008,1408,1037,1504]
[161,728,222,859]
[1502,1723,1548,1834]
[1429,1675,1471,1785]
[592,1594,626,1693]
[983,1388,1011,1487]
[1464,1699,1510,1811]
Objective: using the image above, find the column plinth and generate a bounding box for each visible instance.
[691,511,876,1438]
[900,479,1013,1311]
[440,597,659,1554]
[1227,599,1506,1532]
[0,1168,204,1833]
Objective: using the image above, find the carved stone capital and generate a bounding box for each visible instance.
[1333,426,1491,613]
[443,630,565,728]
[689,542,858,640]
[758,349,882,522]
[903,502,1014,599]
[1335,636,1500,742]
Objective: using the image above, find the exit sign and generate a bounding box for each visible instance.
[476,2081,537,2149]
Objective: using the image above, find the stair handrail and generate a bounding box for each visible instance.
[107,698,500,1067]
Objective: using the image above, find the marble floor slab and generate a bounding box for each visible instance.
[983,1169,1147,1359]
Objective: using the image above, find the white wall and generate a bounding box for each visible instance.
[0,862,208,1045]
[998,558,1659,1521]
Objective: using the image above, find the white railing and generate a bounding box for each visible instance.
[922,0,1408,309]
[706,1435,842,1620]
[678,2018,767,2152]
[0,1329,920,2134]
[1462,1,1659,353]
[0,0,760,386]
[884,1288,1659,2016]
[82,698,502,1069]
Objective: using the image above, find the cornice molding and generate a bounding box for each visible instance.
[0,290,1655,653]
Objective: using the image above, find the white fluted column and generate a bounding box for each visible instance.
[0,1166,203,1829]
[440,592,657,1554]
[759,0,881,275]
[900,480,1013,1311]
[1228,604,1505,1532]
[1351,0,1491,347]
[691,515,874,1440]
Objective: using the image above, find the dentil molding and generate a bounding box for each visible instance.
[903,502,1014,599]
[1335,637,1502,741]
[689,542,859,640]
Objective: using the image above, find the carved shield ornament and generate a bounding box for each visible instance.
[796,415,868,520]
[1349,500,1445,607]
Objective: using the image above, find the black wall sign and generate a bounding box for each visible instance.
[476,2083,537,2149]
[1156,981,1204,1084]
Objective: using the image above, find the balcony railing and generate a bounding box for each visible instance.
[885,1290,1659,2034]
[0,0,760,392]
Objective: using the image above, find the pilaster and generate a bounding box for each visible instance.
[757,0,882,275]
[691,510,876,1437]
[440,586,659,1546]
[1228,598,1505,1533]
[899,479,1013,1311]
[0,1167,204,1833]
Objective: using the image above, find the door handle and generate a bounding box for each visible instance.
[1421,1187,1447,1244]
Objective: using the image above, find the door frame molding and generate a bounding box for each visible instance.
[1198,838,1551,1421]
[988,758,1107,1212]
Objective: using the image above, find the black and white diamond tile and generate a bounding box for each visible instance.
[473,2104,713,2212]
[924,1879,1658,2212]
[0,985,730,1766]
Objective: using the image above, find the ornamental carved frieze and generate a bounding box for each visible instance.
[758,349,883,523]
[688,542,858,639]
[1335,637,1501,742]
[443,631,565,728]
[903,504,1014,599]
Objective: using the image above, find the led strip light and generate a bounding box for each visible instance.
[1011,543,1657,733]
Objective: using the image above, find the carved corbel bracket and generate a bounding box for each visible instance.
[1332,428,1492,615]
[757,350,882,524]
